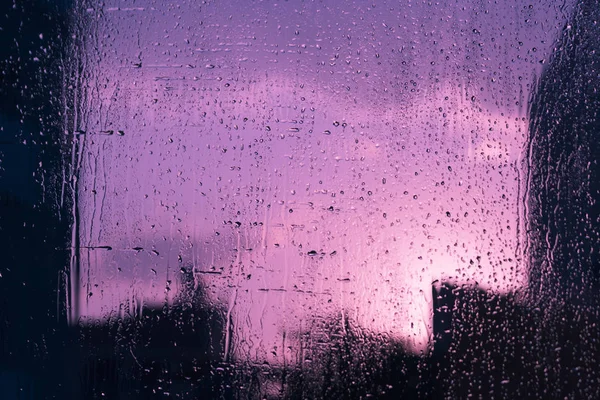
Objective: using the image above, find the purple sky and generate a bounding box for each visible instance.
[71,0,572,360]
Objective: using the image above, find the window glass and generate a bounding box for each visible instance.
[2,0,599,399]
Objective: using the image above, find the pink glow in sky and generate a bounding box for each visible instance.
[70,0,571,360]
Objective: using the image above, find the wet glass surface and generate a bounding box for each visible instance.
[1,0,599,399]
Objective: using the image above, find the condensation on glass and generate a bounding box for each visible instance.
[44,0,599,398]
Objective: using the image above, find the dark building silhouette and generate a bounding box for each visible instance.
[525,0,600,307]
[0,1,75,399]
[74,269,227,399]
[521,0,600,397]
